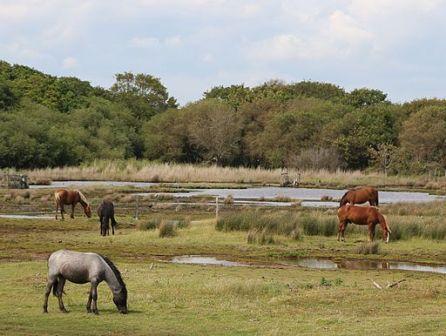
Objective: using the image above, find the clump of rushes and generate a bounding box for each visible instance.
[158,221,177,238]
[247,229,275,245]
[320,195,333,201]
[356,241,380,255]
[137,219,160,231]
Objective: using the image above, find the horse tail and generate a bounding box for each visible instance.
[382,215,391,234]
[373,188,379,207]
[52,278,59,296]
[111,216,117,227]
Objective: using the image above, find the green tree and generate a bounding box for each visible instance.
[399,106,446,171]
[346,88,387,107]
[111,72,177,120]
[0,81,17,110]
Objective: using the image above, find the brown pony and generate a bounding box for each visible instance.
[54,189,92,220]
[339,186,378,207]
[337,204,391,242]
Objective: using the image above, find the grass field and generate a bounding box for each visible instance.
[1,191,446,335]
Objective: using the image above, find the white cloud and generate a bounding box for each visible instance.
[130,35,182,48]
[130,36,159,48]
[62,56,77,69]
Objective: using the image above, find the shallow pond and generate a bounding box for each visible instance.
[171,255,247,267]
[32,181,445,207]
[0,214,54,219]
[30,180,158,189]
[170,255,446,275]
[139,186,444,207]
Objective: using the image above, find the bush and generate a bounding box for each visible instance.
[356,242,380,255]
[159,221,177,238]
[247,229,275,245]
[137,219,160,231]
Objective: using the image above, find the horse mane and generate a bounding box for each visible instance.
[77,190,89,205]
[99,255,127,291]
[339,191,350,207]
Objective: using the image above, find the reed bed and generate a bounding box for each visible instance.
[216,210,338,239]
[20,159,446,189]
[388,215,446,241]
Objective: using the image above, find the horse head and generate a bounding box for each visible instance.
[113,287,128,314]
[84,204,92,218]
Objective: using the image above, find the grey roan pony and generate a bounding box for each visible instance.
[43,249,128,314]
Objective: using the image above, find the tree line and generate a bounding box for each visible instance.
[1,59,445,175]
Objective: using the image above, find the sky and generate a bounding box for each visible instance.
[1,0,445,105]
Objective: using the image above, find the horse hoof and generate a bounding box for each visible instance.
[93,311,99,315]
[61,309,69,313]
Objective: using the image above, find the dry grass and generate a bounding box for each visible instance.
[19,159,446,189]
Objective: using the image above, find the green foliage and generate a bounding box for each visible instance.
[0,81,17,110]
[3,59,446,173]
[111,72,177,120]
[346,88,387,107]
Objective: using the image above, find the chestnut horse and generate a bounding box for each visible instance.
[54,189,92,220]
[337,204,391,242]
[339,186,378,207]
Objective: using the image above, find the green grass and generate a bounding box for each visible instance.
[1,260,446,336]
[2,203,446,335]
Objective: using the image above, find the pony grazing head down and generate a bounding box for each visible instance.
[101,255,128,314]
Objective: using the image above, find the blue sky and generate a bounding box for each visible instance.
[0,0,445,105]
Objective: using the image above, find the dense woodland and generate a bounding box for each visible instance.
[1,60,445,174]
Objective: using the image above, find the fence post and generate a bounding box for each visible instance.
[215,197,219,221]
[135,195,139,220]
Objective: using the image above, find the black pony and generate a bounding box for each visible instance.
[97,200,117,236]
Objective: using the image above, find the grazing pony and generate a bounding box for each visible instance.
[43,249,128,315]
[339,186,379,207]
[97,200,117,236]
[54,189,92,220]
[337,204,391,242]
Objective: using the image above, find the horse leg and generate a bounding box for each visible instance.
[56,277,68,313]
[70,204,75,219]
[60,205,65,221]
[43,277,56,313]
[86,288,93,313]
[91,281,99,315]
[368,223,376,242]
[55,201,58,220]
[337,221,347,242]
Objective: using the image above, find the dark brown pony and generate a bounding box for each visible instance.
[97,200,117,236]
[337,204,391,242]
[339,186,378,207]
[54,189,92,220]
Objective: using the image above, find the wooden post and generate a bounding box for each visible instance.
[135,195,140,220]
[215,197,219,221]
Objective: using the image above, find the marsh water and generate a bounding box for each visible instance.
[171,255,446,275]
[31,180,445,207]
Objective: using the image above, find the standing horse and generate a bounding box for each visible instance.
[339,186,379,207]
[97,200,117,236]
[43,249,128,314]
[337,204,391,242]
[54,189,92,220]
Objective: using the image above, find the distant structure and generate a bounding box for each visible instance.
[0,174,29,189]
[280,169,300,187]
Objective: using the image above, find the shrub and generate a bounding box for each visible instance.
[138,219,160,231]
[356,242,380,255]
[158,221,177,238]
[247,229,275,245]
